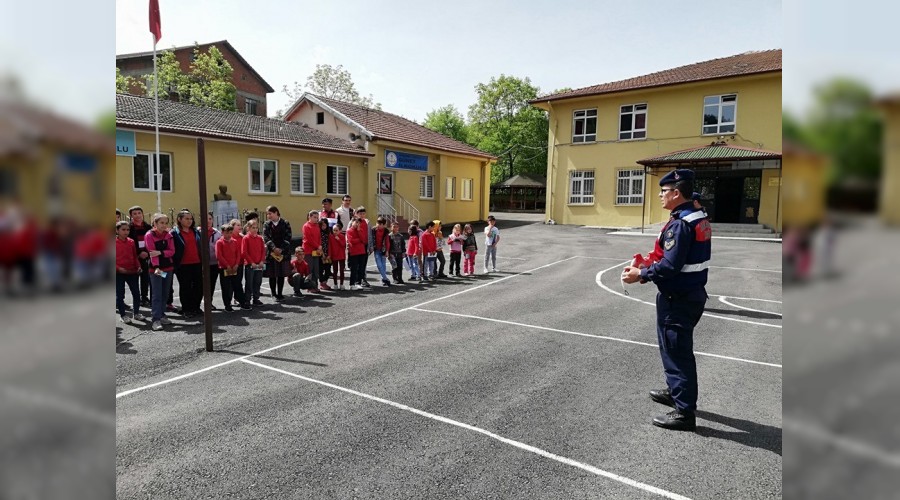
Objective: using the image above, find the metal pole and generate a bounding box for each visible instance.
[774,161,782,235]
[641,166,647,234]
[153,37,162,214]
[197,138,213,352]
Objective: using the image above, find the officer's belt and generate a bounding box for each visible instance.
[681,261,709,273]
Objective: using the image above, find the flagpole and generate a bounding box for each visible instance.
[153,35,162,214]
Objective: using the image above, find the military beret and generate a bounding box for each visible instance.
[659,169,695,186]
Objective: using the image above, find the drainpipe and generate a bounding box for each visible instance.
[546,101,556,222]
[641,166,647,234]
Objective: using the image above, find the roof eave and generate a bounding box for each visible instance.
[638,154,782,166]
[373,136,496,161]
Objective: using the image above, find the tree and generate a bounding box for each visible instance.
[116,67,137,94]
[423,105,469,143]
[142,44,237,112]
[467,75,548,184]
[280,64,381,115]
[807,78,882,181]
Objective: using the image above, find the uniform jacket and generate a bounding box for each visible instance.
[346,226,367,256]
[640,201,711,298]
[328,232,346,261]
[301,221,321,254]
[420,231,437,254]
[115,237,141,273]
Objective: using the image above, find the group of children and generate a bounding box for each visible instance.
[116,199,501,333]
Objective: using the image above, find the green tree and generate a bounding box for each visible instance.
[142,45,237,112]
[807,77,882,181]
[116,67,137,94]
[423,104,469,143]
[280,64,381,116]
[467,75,548,184]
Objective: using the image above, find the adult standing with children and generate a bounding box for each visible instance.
[621,169,711,431]
[263,205,292,301]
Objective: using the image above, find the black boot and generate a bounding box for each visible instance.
[649,388,675,407]
[652,408,696,431]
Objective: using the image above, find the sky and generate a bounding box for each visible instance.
[113,0,783,123]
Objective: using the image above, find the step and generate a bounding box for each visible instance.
[713,225,775,234]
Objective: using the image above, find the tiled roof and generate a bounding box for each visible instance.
[116,40,275,93]
[300,95,496,160]
[116,94,372,156]
[531,50,782,104]
[0,101,112,157]
[493,173,546,188]
[637,142,781,165]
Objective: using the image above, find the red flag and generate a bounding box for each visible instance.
[149,0,162,44]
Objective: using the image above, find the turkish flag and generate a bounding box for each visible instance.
[149,0,162,44]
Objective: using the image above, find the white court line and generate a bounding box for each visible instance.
[784,417,900,469]
[116,256,580,399]
[412,308,781,368]
[718,296,782,317]
[241,358,693,500]
[594,260,782,330]
[710,266,781,273]
[707,294,782,304]
[3,386,116,428]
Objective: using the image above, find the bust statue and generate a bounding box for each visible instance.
[213,184,232,201]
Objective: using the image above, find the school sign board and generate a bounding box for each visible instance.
[116,130,136,157]
[384,149,428,172]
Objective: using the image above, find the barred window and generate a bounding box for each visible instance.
[616,169,644,205]
[568,170,595,205]
[290,162,315,195]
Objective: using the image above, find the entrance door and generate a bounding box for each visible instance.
[377,171,394,216]
[715,177,743,223]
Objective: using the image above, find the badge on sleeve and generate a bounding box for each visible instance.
[666,230,674,239]
[664,239,675,250]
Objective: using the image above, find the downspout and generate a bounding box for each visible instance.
[641,166,647,234]
[775,160,782,235]
[546,101,556,222]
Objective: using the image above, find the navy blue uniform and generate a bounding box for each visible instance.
[640,201,711,412]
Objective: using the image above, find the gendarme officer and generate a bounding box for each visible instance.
[622,168,711,431]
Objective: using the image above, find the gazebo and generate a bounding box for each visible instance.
[490,174,546,212]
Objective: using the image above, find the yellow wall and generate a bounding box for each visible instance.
[782,152,825,228]
[881,104,900,225]
[539,72,782,227]
[116,130,369,221]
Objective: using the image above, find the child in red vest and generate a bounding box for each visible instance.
[241,219,266,305]
[115,221,144,324]
[328,223,347,290]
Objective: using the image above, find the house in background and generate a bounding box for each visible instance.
[283,94,495,228]
[877,94,900,225]
[116,40,274,117]
[529,50,782,233]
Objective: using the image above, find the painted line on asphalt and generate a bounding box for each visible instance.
[709,265,782,273]
[595,260,782,329]
[784,417,900,469]
[411,308,781,368]
[116,256,580,399]
[718,296,781,317]
[3,386,115,428]
[241,358,693,500]
[707,294,781,304]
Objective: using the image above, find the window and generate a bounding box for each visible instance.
[619,104,647,140]
[0,169,17,196]
[133,151,172,192]
[461,178,474,200]
[326,165,348,195]
[572,109,597,143]
[568,170,595,205]
[245,98,257,115]
[290,162,316,195]
[419,175,434,199]
[702,94,737,135]
[616,169,644,205]
[249,159,278,194]
[445,177,456,199]
[316,112,325,125]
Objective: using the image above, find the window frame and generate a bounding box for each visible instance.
[445,176,456,200]
[419,175,435,200]
[290,162,316,196]
[245,98,257,115]
[701,94,738,135]
[615,168,645,206]
[326,165,349,196]
[132,150,173,193]
[618,103,648,141]
[568,170,595,206]
[572,108,598,143]
[316,112,325,125]
[248,158,278,194]
[461,178,474,201]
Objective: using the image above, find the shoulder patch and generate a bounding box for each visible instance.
[666,230,674,239]
[664,239,676,251]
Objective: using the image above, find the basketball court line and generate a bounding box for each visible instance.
[784,417,900,469]
[240,358,694,500]
[116,256,580,399]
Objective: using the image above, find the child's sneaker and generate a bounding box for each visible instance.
[483,267,490,274]
[252,299,264,306]
[382,279,392,286]
[151,321,163,331]
[319,283,332,291]
[132,312,147,322]
[224,306,234,312]
[159,316,172,325]
[350,284,363,291]
[492,267,499,272]
[307,288,320,294]
[240,303,252,310]
[120,315,132,325]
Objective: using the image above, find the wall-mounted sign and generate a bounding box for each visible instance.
[385,149,428,172]
[116,130,136,157]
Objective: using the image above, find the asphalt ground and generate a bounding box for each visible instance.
[116,215,782,499]
[783,219,900,499]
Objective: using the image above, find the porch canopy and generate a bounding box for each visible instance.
[490,173,546,211]
[636,141,783,226]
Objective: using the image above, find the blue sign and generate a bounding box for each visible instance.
[384,149,428,172]
[116,130,136,157]
[59,153,98,173]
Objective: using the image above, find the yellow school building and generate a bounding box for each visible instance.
[878,94,900,225]
[529,50,783,231]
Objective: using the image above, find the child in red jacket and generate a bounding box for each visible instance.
[420,221,438,281]
[290,247,315,296]
[115,221,144,324]
[216,224,250,311]
[346,218,367,290]
[328,223,347,290]
[241,219,266,305]
[405,225,421,281]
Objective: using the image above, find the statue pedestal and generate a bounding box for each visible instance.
[210,200,239,227]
